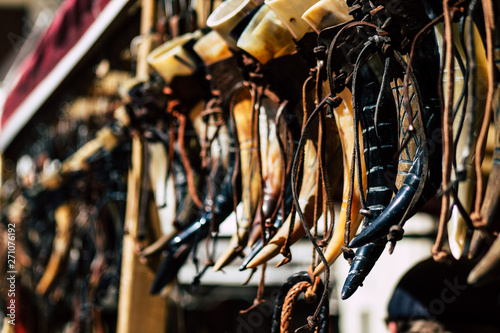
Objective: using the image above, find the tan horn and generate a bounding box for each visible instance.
[193,30,233,66]
[35,203,74,295]
[433,22,488,259]
[213,87,262,271]
[147,31,203,85]
[246,138,320,269]
[301,0,351,33]
[314,89,365,276]
[206,0,258,50]
[264,0,319,40]
[236,5,296,65]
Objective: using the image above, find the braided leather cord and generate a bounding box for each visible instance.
[271,272,329,333]
[280,281,314,333]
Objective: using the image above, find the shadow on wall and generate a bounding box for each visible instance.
[167,284,340,333]
[386,258,500,333]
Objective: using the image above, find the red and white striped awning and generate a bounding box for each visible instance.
[0,0,129,152]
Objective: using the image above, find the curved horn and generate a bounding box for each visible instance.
[340,51,400,300]
[246,139,319,269]
[468,18,499,259]
[468,234,500,286]
[349,149,423,248]
[151,115,239,292]
[213,87,261,271]
[342,28,442,299]
[240,182,294,271]
[436,21,488,259]
[36,203,73,295]
[313,89,365,276]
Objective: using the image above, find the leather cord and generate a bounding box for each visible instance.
[472,0,496,225]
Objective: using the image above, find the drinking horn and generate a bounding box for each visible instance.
[339,48,399,300]
[468,8,500,260]
[235,5,296,65]
[149,31,242,293]
[245,1,350,271]
[245,138,320,269]
[283,0,368,276]
[213,94,289,272]
[239,55,315,269]
[139,32,209,258]
[32,124,124,295]
[467,9,500,284]
[212,3,301,271]
[328,1,442,299]
[206,0,259,50]
[35,202,73,296]
[264,0,318,41]
[211,84,261,272]
[204,0,264,272]
[437,20,488,259]
[302,0,351,34]
[239,183,293,271]
[312,88,367,276]
[347,37,442,249]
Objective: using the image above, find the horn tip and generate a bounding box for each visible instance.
[341,275,361,300]
[246,243,280,269]
[313,263,325,277]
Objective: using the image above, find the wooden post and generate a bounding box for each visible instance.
[117,135,168,333]
[136,0,156,81]
[117,0,168,332]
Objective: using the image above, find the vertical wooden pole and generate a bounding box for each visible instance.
[117,135,168,333]
[117,1,168,332]
[136,0,155,81]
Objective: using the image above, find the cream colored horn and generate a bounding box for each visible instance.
[36,203,73,295]
[236,5,296,65]
[468,234,500,285]
[213,87,261,271]
[206,0,258,50]
[302,0,351,33]
[433,23,488,259]
[264,0,319,40]
[147,30,203,85]
[246,138,320,269]
[314,89,365,276]
[193,30,233,66]
[247,87,359,271]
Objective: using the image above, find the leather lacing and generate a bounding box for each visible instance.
[192,94,231,285]
[289,93,333,331]
[434,0,460,261]
[280,278,321,333]
[471,0,496,227]
[432,0,496,260]
[321,5,436,257]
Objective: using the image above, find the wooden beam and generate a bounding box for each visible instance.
[117,1,168,331]
[117,133,168,332]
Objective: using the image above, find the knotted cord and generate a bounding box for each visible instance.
[290,94,332,331]
[278,74,316,266]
